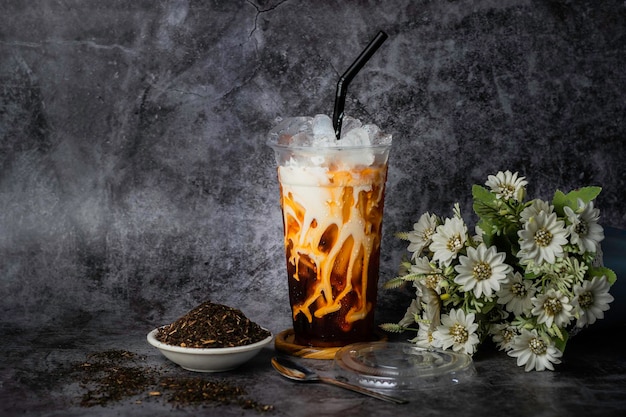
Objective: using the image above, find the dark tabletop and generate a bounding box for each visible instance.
[1,318,625,417]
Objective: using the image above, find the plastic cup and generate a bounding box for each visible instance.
[269,128,391,347]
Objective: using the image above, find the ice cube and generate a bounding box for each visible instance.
[361,123,380,138]
[339,116,362,138]
[268,116,313,145]
[312,114,335,142]
[290,131,311,146]
[269,115,390,148]
[341,127,370,146]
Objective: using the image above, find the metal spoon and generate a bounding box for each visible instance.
[271,356,408,404]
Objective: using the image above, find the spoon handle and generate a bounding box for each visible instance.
[318,376,408,404]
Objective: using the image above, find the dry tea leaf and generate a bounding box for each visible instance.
[73,350,157,407]
[160,376,274,412]
[156,301,271,348]
[70,349,274,411]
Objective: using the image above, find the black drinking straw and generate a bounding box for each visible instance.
[332,31,388,140]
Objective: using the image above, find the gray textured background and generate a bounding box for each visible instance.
[1,0,625,336]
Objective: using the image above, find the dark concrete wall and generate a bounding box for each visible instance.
[1,0,624,333]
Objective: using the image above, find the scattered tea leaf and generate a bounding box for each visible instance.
[68,348,273,412]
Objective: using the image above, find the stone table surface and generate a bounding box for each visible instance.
[1,320,625,417]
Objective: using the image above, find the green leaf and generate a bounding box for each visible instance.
[552,190,567,214]
[473,185,500,224]
[571,186,602,202]
[382,277,407,289]
[472,185,496,208]
[553,327,569,352]
[477,218,495,246]
[523,270,541,280]
[395,231,411,241]
[552,186,602,216]
[379,323,406,333]
[589,266,618,285]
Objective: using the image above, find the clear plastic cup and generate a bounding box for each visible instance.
[268,117,391,347]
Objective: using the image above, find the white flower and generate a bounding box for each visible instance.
[409,257,446,294]
[454,243,513,298]
[385,171,616,372]
[485,170,527,201]
[496,271,536,316]
[398,299,421,328]
[408,289,441,348]
[420,286,442,326]
[411,256,438,275]
[473,224,485,243]
[520,199,553,224]
[412,320,436,348]
[429,217,468,267]
[507,329,563,371]
[412,299,440,348]
[406,212,439,258]
[409,318,435,349]
[564,199,605,254]
[518,211,569,265]
[490,323,518,351]
[572,275,614,327]
[432,309,479,355]
[531,288,574,328]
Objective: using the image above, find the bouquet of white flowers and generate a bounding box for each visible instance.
[381,171,617,371]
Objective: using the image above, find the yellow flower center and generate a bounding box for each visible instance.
[534,227,553,247]
[578,291,593,309]
[543,297,562,316]
[473,261,492,281]
[511,282,527,297]
[529,337,547,355]
[502,328,515,344]
[574,220,589,236]
[425,274,443,290]
[501,184,516,200]
[450,323,468,344]
[446,234,463,252]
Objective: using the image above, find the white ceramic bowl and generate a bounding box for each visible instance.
[147,327,273,372]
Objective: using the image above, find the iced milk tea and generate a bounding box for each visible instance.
[269,116,392,347]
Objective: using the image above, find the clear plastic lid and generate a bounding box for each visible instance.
[333,341,476,391]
